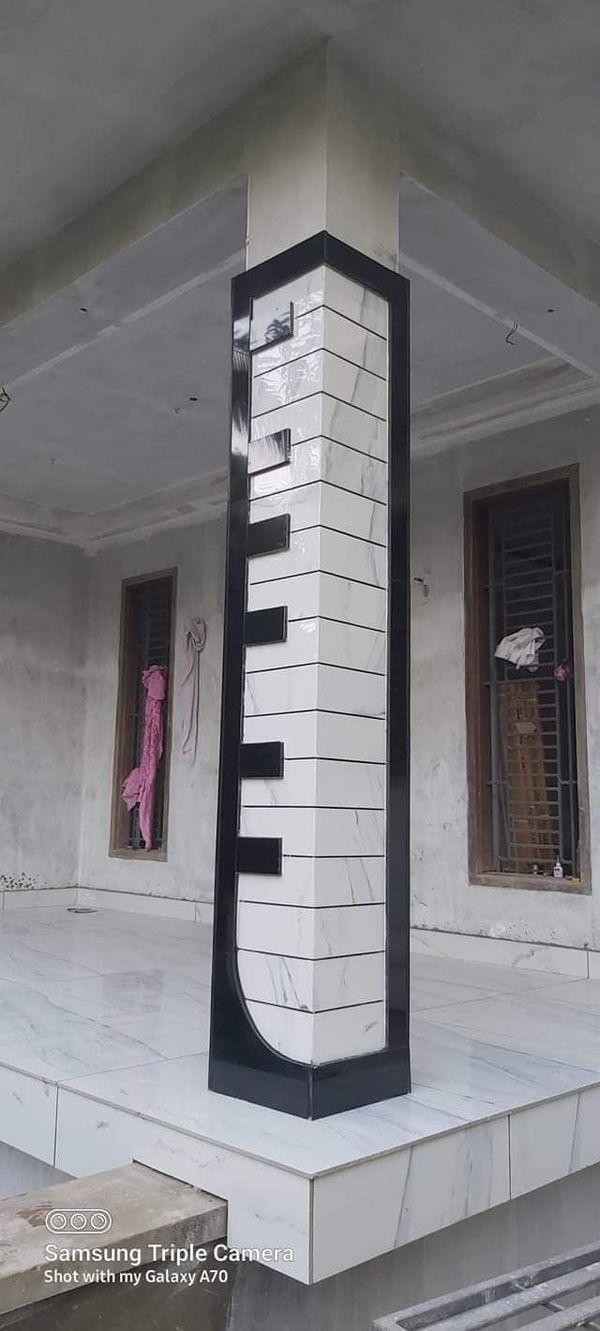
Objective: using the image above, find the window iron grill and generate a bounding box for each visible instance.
[484,484,579,878]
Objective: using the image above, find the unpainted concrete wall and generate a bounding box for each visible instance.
[78,518,225,903]
[411,405,600,949]
[0,535,87,893]
[0,519,225,904]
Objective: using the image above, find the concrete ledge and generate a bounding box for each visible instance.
[0,1163,227,1316]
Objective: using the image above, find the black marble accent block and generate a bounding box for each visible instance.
[245,606,288,646]
[236,837,282,875]
[247,430,291,475]
[247,514,290,559]
[240,741,284,779]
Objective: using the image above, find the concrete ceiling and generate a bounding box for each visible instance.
[1,0,599,303]
[0,182,247,546]
[1,174,600,552]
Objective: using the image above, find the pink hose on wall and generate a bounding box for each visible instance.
[122,665,168,850]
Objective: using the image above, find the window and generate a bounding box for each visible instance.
[111,571,176,857]
[465,472,588,889]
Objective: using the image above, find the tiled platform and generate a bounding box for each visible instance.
[2,905,600,1282]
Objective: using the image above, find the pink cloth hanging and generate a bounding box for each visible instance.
[122,665,168,850]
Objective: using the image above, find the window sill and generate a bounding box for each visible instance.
[109,848,167,863]
[472,871,590,895]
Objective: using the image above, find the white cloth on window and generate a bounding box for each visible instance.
[180,618,207,762]
[494,626,545,671]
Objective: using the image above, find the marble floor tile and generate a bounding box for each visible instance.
[421,991,600,1074]
[411,1015,597,1112]
[0,982,168,1080]
[3,903,600,1261]
[410,952,579,995]
[58,1052,478,1176]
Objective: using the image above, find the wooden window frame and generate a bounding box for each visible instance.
[109,568,177,861]
[464,465,590,894]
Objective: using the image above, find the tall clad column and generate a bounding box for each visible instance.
[209,233,409,1118]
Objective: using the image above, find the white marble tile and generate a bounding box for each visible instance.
[248,526,387,589]
[251,482,322,533]
[14,915,208,976]
[16,967,213,1063]
[410,927,588,977]
[324,268,388,336]
[250,268,387,342]
[244,662,385,718]
[251,438,387,504]
[318,481,387,545]
[412,1012,598,1112]
[237,901,385,959]
[56,1050,470,1179]
[0,1064,57,1164]
[245,617,385,674]
[510,1084,600,1197]
[411,952,574,996]
[237,950,385,1010]
[253,306,387,378]
[251,267,325,334]
[8,904,600,1287]
[55,1084,311,1281]
[106,1011,209,1059]
[252,350,387,420]
[0,982,168,1080]
[422,990,600,1074]
[251,398,387,461]
[248,570,387,631]
[513,976,600,1012]
[237,855,385,908]
[411,976,497,1012]
[15,966,211,1024]
[239,806,385,857]
[0,932,98,985]
[241,758,384,810]
[243,711,386,763]
[589,951,600,978]
[247,999,385,1066]
[311,1117,510,1281]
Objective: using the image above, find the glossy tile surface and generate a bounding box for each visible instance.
[3,906,600,1281]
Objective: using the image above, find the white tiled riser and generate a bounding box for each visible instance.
[238,264,390,1064]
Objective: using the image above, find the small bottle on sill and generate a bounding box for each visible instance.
[553,855,564,879]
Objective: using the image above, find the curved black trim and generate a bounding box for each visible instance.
[209,231,410,1118]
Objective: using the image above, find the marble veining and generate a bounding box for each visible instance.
[243,710,386,763]
[241,757,385,810]
[248,525,387,589]
[3,907,600,1281]
[247,569,387,632]
[250,480,387,546]
[245,617,385,675]
[251,438,387,502]
[251,399,387,462]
